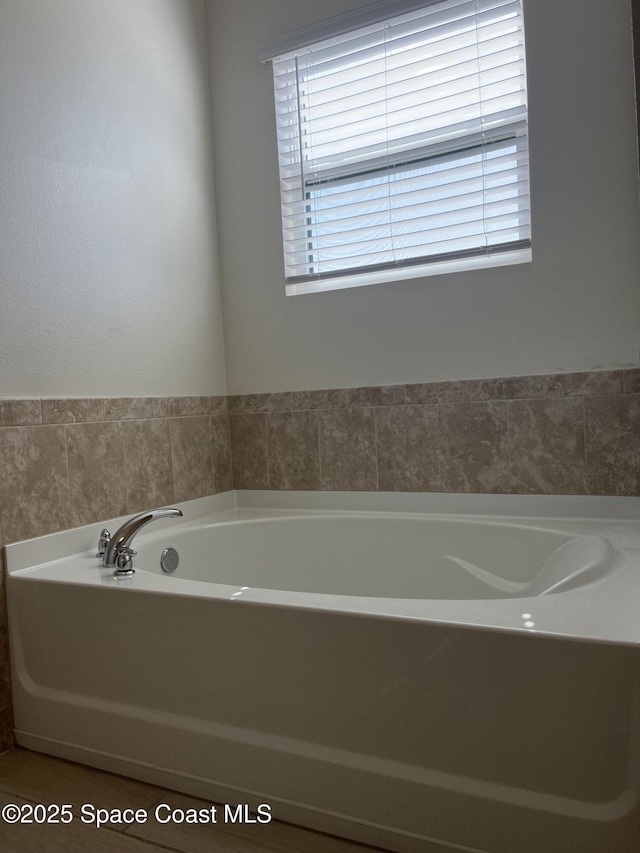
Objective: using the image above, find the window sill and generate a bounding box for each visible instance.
[285,247,532,296]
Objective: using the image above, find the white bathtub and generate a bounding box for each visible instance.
[6,491,640,853]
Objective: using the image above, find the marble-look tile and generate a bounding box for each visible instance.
[104,398,154,421]
[123,419,174,512]
[207,395,228,416]
[376,405,441,492]
[345,384,404,407]
[542,370,623,398]
[0,400,42,426]
[10,399,42,426]
[504,374,546,399]
[503,371,621,401]
[439,402,513,493]
[319,408,377,491]
[288,388,346,410]
[153,397,210,418]
[0,426,69,542]
[66,422,127,528]
[623,369,640,394]
[267,411,320,490]
[210,414,233,493]
[404,380,471,405]
[169,417,214,502]
[467,378,512,401]
[230,415,269,489]
[228,393,292,414]
[506,398,586,494]
[42,398,104,424]
[585,394,640,496]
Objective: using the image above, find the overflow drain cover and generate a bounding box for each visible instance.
[160,547,179,573]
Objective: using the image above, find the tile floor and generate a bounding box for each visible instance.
[0,748,387,852]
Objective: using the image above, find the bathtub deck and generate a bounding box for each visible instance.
[0,748,386,853]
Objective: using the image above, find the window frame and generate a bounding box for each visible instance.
[261,0,532,295]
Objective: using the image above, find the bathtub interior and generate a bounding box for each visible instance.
[131,513,625,600]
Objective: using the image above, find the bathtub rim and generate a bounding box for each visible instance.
[5,490,640,648]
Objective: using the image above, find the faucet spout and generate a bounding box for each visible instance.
[102,508,183,575]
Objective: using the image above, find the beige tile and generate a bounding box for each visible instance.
[466,378,512,401]
[375,405,441,492]
[0,400,43,427]
[211,414,233,493]
[169,417,214,502]
[267,411,320,490]
[228,394,292,415]
[585,394,640,495]
[288,388,346,411]
[103,398,154,422]
[42,399,104,424]
[153,397,209,418]
[504,374,546,399]
[123,420,174,512]
[207,396,229,416]
[542,370,623,398]
[229,414,269,489]
[0,425,69,542]
[404,380,471,405]
[623,369,640,394]
[0,751,165,820]
[506,398,586,494]
[345,385,404,408]
[66,422,127,528]
[439,402,513,494]
[504,370,623,400]
[319,409,377,491]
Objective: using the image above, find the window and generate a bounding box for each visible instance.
[260,0,531,294]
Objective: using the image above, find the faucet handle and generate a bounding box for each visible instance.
[114,546,137,578]
[96,529,111,558]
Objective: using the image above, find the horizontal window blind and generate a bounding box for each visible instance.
[269,0,530,285]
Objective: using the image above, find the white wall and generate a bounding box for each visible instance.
[207,0,640,394]
[0,0,226,397]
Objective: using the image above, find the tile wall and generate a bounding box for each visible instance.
[0,395,232,753]
[229,369,640,497]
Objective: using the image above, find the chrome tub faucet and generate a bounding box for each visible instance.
[100,508,183,577]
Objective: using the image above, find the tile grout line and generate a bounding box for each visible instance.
[264,413,271,489]
[315,409,322,491]
[582,396,590,495]
[372,407,380,492]
[63,423,72,530]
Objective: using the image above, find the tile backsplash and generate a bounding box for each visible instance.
[1,371,639,752]
[229,369,640,498]
[0,396,231,545]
